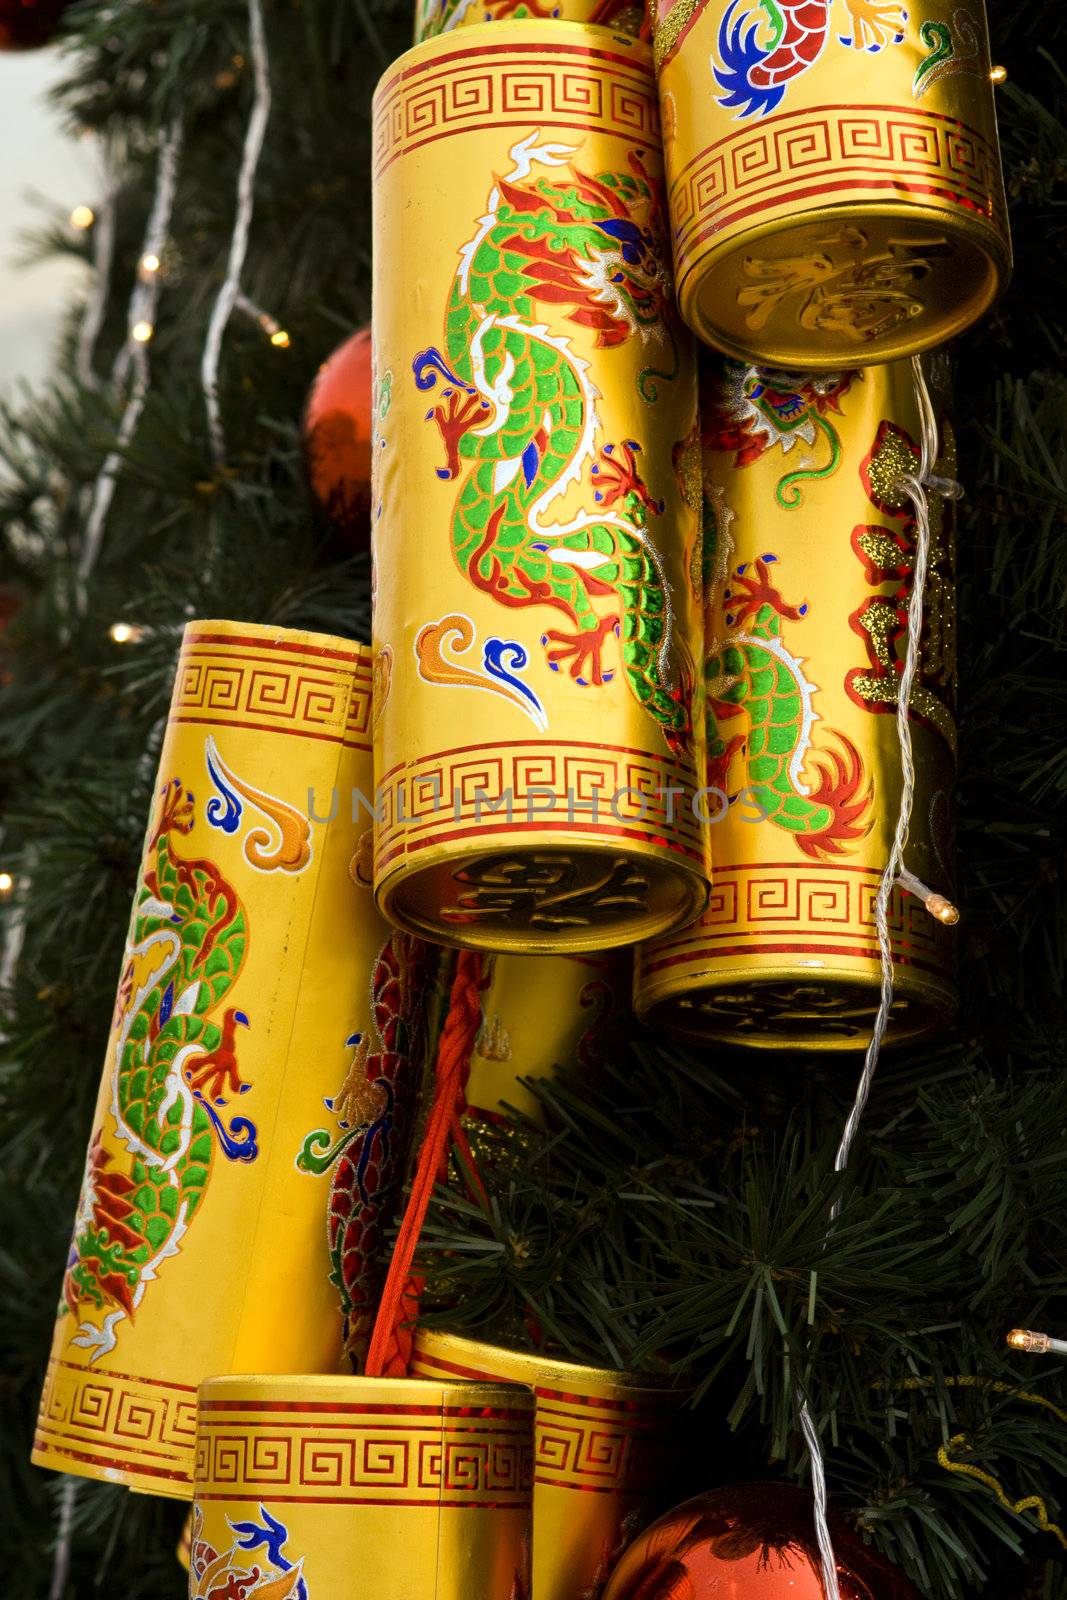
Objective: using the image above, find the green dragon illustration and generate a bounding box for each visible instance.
[413,132,693,753]
[703,360,855,509]
[62,777,253,1360]
[706,555,873,859]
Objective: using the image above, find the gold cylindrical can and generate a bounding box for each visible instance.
[635,358,957,1048]
[415,0,644,43]
[411,1329,681,1600]
[32,622,428,1496]
[190,1374,533,1599]
[651,0,1011,366]
[467,951,627,1125]
[372,23,709,956]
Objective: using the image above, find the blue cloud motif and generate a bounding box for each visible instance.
[194,1095,259,1162]
[230,1507,308,1600]
[204,736,243,834]
[483,638,547,730]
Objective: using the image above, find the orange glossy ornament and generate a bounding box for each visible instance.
[303,326,373,546]
[604,1482,920,1600]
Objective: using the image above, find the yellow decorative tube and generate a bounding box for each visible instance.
[635,358,958,1048]
[32,622,428,1495]
[412,1329,682,1600]
[650,0,1010,366]
[371,22,709,956]
[467,951,627,1124]
[188,1374,534,1599]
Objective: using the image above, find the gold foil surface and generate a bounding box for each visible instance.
[468,951,628,1124]
[411,1329,682,1600]
[372,23,709,956]
[32,622,426,1496]
[651,0,1011,366]
[635,358,957,1048]
[415,0,644,43]
[189,1374,533,1599]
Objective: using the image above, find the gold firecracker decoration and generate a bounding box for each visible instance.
[415,0,645,42]
[635,358,958,1049]
[31,622,428,1496]
[371,22,710,956]
[411,1329,682,1600]
[467,950,627,1124]
[188,1374,534,1599]
[649,0,1011,367]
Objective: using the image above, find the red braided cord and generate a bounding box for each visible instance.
[363,949,486,1378]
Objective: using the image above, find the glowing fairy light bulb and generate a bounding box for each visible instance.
[896,868,959,926]
[70,205,95,230]
[926,892,960,926]
[1007,1328,1067,1355]
[131,320,154,344]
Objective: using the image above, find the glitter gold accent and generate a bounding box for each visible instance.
[866,426,916,511]
[475,1013,512,1064]
[650,0,703,70]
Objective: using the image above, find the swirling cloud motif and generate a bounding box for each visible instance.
[205,738,243,833]
[373,645,392,727]
[415,613,547,730]
[190,1504,308,1600]
[204,736,312,874]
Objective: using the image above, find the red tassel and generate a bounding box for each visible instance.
[363,949,487,1378]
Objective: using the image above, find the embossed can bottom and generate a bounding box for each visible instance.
[376,841,708,956]
[635,956,956,1051]
[677,205,1009,371]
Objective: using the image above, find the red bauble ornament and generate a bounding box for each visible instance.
[302,325,373,548]
[603,1483,919,1600]
[0,0,72,49]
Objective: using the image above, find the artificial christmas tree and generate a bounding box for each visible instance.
[1,0,1066,1596]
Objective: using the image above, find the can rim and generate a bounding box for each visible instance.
[413,1327,687,1398]
[674,198,1012,371]
[197,1371,536,1409]
[180,617,369,662]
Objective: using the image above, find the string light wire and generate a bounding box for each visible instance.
[799,353,962,1600]
[77,116,184,594]
[235,291,289,347]
[200,0,272,465]
[47,1479,77,1600]
[112,114,183,387]
[75,183,117,391]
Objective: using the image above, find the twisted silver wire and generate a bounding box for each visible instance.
[77,116,184,594]
[800,353,961,1598]
[200,0,271,466]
